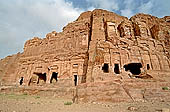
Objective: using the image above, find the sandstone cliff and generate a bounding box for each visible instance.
[0,9,170,84]
[0,9,170,102]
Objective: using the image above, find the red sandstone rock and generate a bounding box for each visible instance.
[0,9,170,103]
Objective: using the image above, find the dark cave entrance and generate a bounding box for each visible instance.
[50,72,58,83]
[36,73,47,84]
[102,63,109,73]
[147,64,150,70]
[19,77,24,85]
[74,75,78,86]
[114,64,120,74]
[124,63,142,75]
[28,73,47,86]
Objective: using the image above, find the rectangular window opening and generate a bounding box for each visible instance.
[114,64,120,74]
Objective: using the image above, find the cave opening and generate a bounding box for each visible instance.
[147,64,150,70]
[124,63,142,75]
[114,64,120,74]
[74,75,78,86]
[28,73,47,86]
[36,73,47,84]
[19,77,24,85]
[102,63,109,73]
[50,72,58,83]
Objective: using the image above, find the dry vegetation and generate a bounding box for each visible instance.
[0,93,170,112]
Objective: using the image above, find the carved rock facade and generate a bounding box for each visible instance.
[0,9,170,102]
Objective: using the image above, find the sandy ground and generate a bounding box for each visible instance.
[0,93,170,112]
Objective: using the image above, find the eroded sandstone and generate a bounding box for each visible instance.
[0,9,170,102]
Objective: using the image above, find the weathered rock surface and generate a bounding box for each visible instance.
[0,9,170,102]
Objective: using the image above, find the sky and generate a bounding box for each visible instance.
[0,0,170,59]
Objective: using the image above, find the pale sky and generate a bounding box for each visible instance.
[0,0,170,59]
